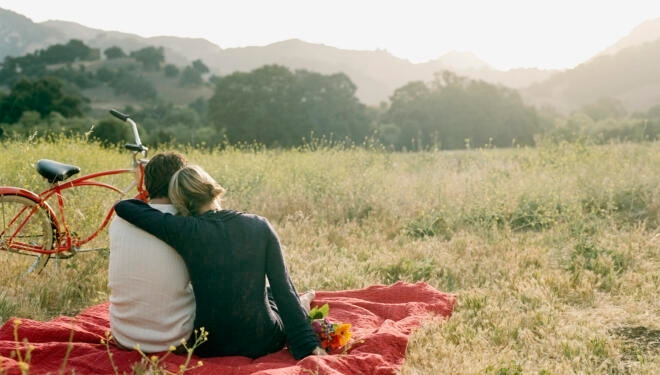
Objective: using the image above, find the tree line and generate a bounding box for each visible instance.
[1,39,658,149]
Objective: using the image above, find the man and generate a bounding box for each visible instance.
[108,151,195,353]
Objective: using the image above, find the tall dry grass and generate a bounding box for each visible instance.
[1,136,658,374]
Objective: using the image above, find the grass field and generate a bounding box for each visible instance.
[1,136,658,374]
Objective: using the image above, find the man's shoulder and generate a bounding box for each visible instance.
[109,209,172,246]
[149,203,177,215]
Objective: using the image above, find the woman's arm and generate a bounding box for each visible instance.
[114,199,193,252]
[261,218,320,359]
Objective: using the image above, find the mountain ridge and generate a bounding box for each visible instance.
[3,7,660,111]
[0,7,557,105]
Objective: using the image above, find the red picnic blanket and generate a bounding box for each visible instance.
[0,281,455,375]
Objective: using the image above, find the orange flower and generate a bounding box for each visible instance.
[332,335,343,350]
[335,323,352,347]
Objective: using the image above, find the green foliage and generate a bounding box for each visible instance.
[208,64,370,147]
[91,118,132,147]
[120,102,220,147]
[36,39,100,64]
[308,304,330,320]
[568,240,632,292]
[129,46,164,71]
[509,195,562,231]
[379,258,441,284]
[485,361,523,375]
[0,39,99,86]
[191,59,209,74]
[385,71,540,150]
[179,66,203,87]
[404,212,452,240]
[108,69,157,100]
[95,66,115,83]
[178,59,210,86]
[0,77,84,123]
[163,64,179,78]
[5,39,660,153]
[579,97,627,121]
[580,184,656,228]
[103,46,126,59]
[49,64,97,89]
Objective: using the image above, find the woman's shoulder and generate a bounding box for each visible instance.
[209,209,266,223]
[213,210,272,229]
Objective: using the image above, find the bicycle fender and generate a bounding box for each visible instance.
[0,186,59,230]
[0,187,43,202]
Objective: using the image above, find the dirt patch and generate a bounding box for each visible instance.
[610,325,660,364]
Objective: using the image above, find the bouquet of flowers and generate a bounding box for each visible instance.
[309,303,352,351]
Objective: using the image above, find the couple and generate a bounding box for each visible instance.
[108,152,325,359]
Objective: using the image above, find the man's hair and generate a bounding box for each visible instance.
[145,151,188,199]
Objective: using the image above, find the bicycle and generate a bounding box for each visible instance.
[0,109,149,276]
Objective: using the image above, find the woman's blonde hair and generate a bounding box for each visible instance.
[168,165,226,216]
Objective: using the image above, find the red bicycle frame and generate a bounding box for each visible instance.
[0,109,149,260]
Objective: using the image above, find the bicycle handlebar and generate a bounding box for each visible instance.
[109,109,130,121]
[109,109,146,154]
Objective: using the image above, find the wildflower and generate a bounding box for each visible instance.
[335,323,352,347]
[309,304,353,352]
[150,355,158,363]
[197,361,204,367]
[17,361,29,371]
[169,345,177,352]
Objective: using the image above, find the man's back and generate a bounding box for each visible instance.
[108,203,195,352]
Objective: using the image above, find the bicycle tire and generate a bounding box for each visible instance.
[0,194,54,275]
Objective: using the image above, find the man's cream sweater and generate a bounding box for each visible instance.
[108,204,195,353]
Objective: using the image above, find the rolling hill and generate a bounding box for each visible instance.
[2,7,660,113]
[523,37,660,112]
[0,7,554,106]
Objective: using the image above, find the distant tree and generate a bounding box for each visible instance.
[385,71,540,149]
[164,64,179,77]
[104,46,126,59]
[179,66,203,86]
[178,60,210,86]
[579,97,627,121]
[130,46,165,70]
[639,104,660,119]
[208,74,222,86]
[50,64,97,89]
[0,77,84,124]
[92,118,131,146]
[95,66,115,83]
[191,59,209,74]
[0,40,100,86]
[37,39,100,64]
[0,55,46,85]
[208,64,369,147]
[188,97,208,118]
[109,69,157,100]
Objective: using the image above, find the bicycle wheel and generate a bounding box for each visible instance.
[0,194,54,275]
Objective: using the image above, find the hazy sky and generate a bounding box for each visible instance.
[1,0,660,70]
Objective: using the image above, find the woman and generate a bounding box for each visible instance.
[114,165,325,359]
